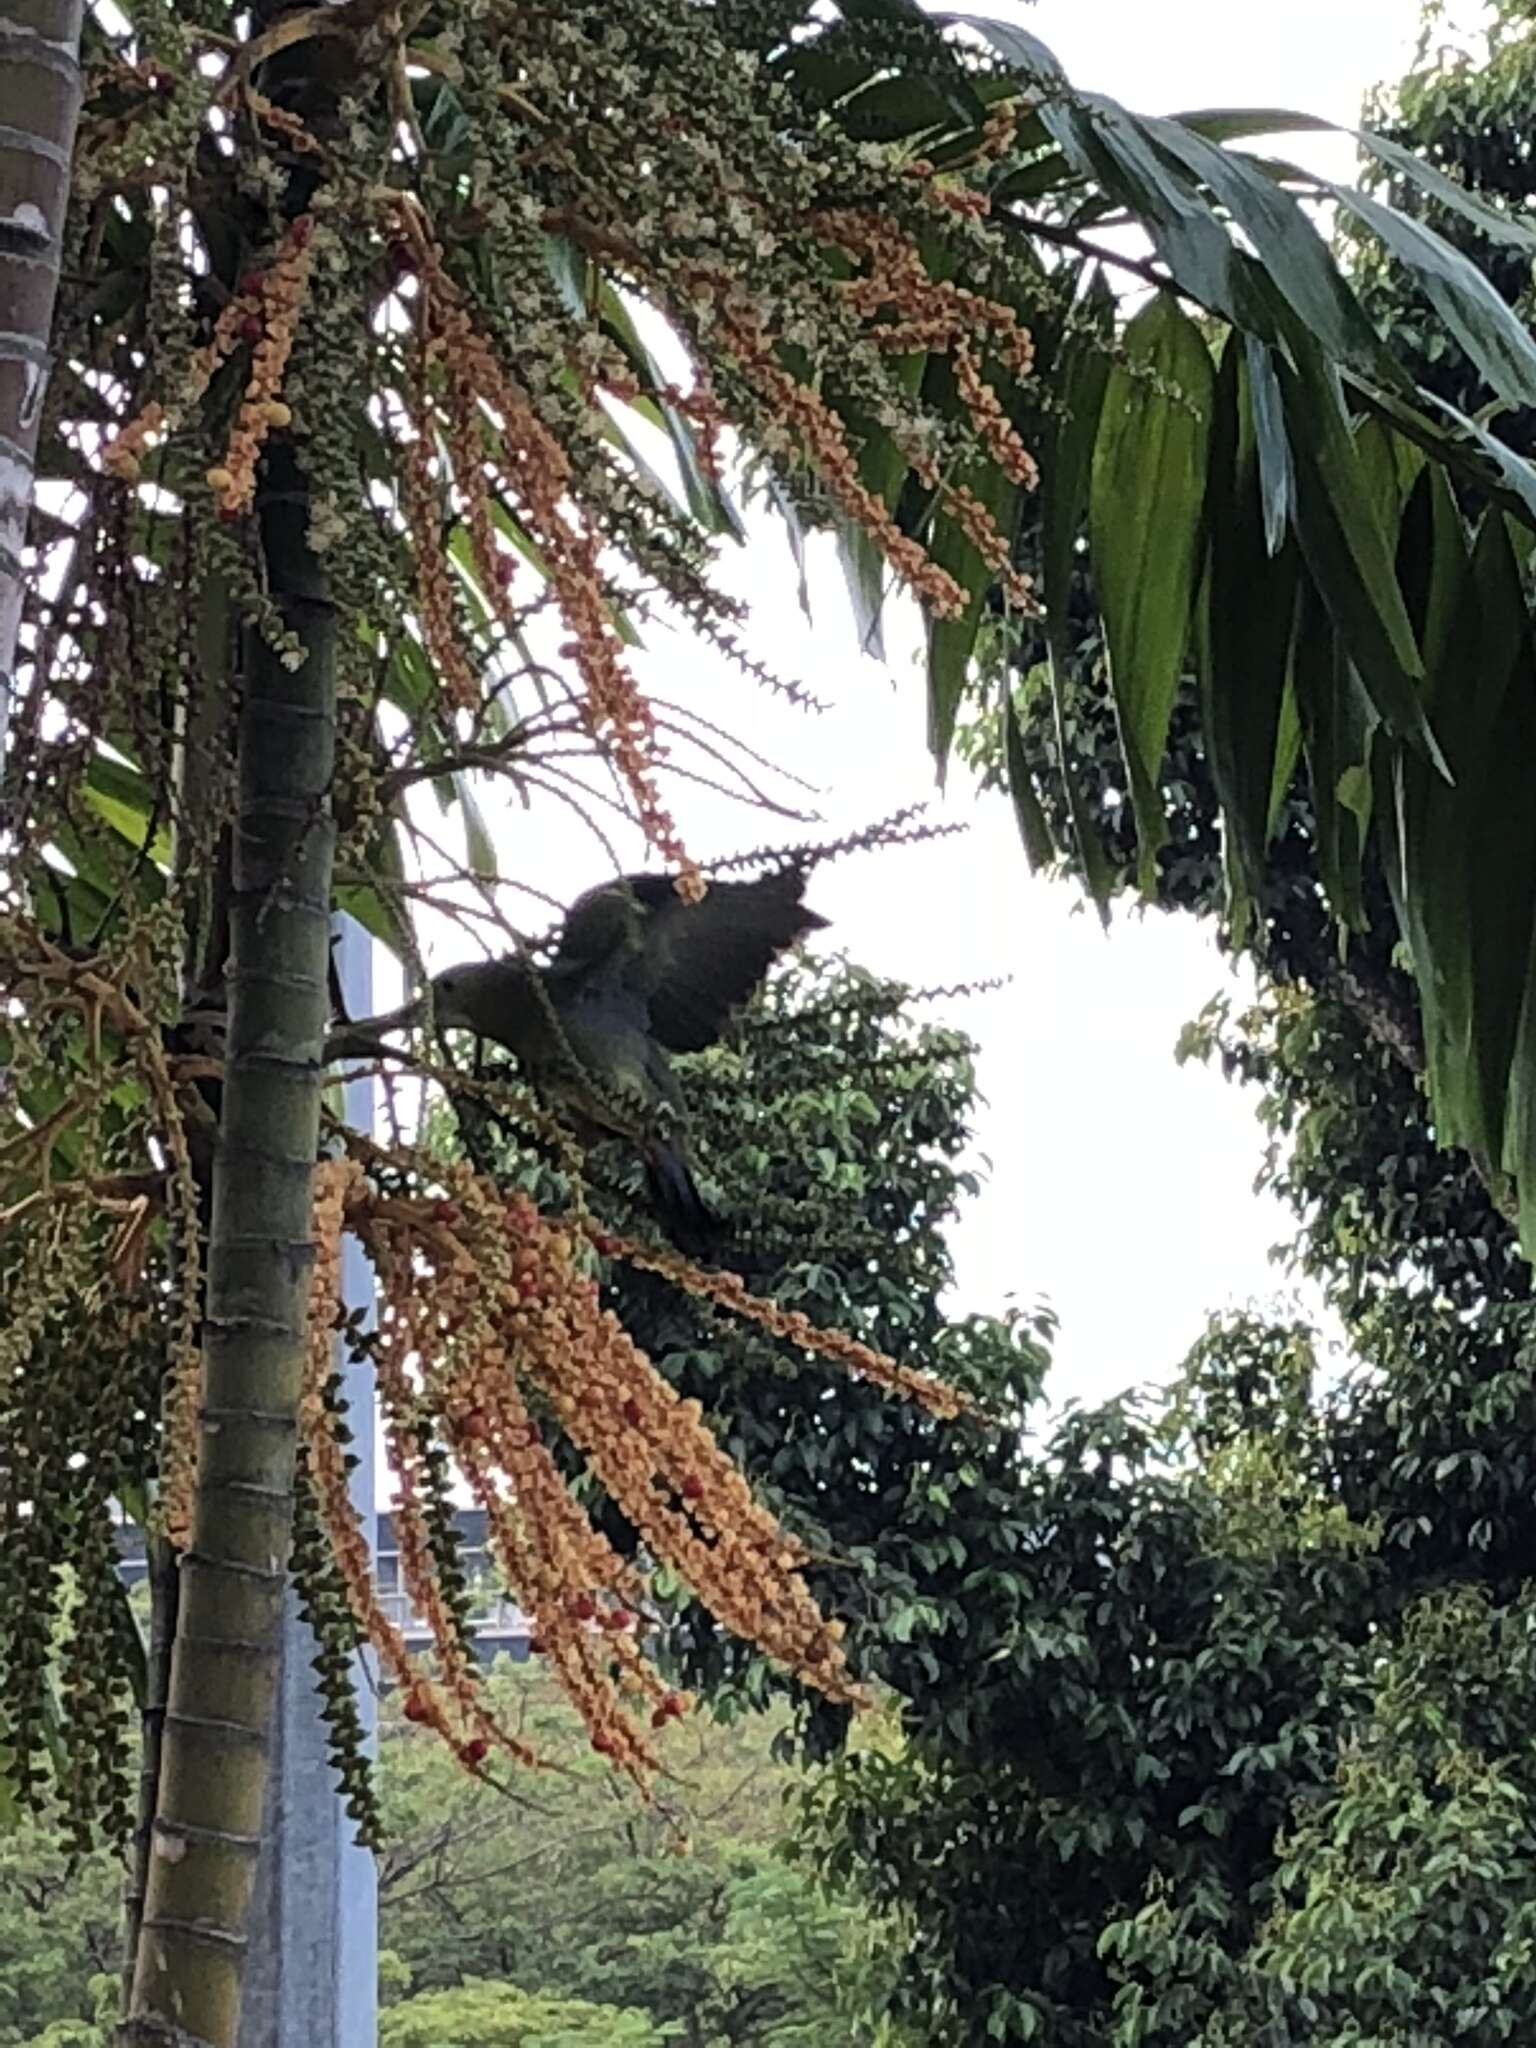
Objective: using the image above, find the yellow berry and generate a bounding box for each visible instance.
[205,465,235,492]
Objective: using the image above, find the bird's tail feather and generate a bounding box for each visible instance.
[644,1142,719,1258]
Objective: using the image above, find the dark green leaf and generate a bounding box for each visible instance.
[1041,308,1116,919]
[1353,126,1536,252]
[1276,342,1442,770]
[81,751,171,870]
[1003,684,1054,870]
[834,351,927,660]
[1088,294,1215,888]
[1171,107,1333,145]
[1244,336,1293,557]
[838,73,966,142]
[599,284,746,539]
[1417,390,1536,528]
[1145,116,1387,380]
[1289,578,1370,932]
[924,470,1019,773]
[1039,97,1247,325]
[1200,338,1302,929]
[1331,183,1536,412]
[943,15,1066,87]
[338,813,415,965]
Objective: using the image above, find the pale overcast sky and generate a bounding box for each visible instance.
[389,2,1440,1412]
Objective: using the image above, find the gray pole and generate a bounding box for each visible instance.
[239,913,378,2048]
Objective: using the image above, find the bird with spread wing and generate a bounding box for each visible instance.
[393,868,826,1250]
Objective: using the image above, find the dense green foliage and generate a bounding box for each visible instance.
[378,1981,667,2048]
[785,13,1536,2043]
[0,1821,121,2047]
[374,1668,901,2046]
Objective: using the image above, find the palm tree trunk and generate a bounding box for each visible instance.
[123,442,338,2047]
[0,0,85,776]
[121,552,236,2012]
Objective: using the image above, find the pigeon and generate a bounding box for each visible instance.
[428,868,826,1248]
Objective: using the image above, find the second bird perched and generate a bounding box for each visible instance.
[429,867,828,1250]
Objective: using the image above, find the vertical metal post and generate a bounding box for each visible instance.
[239,914,378,2047]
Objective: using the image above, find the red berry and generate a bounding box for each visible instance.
[496,554,517,587]
[459,1408,489,1440]
[402,1693,430,1724]
[239,314,264,342]
[591,1731,615,1755]
[681,1475,704,1502]
[528,1634,547,1656]
[570,1594,597,1623]
[290,214,313,248]
[651,1707,669,1730]
[621,1398,643,1428]
[462,1737,489,1766]
[218,506,242,525]
[603,1608,633,1633]
[238,270,265,297]
[662,1692,685,1719]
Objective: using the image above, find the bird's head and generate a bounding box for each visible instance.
[430,958,497,1035]
[429,955,541,1046]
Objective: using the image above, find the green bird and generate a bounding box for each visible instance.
[428,868,827,1249]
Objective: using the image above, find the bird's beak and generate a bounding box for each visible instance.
[325,994,429,1064]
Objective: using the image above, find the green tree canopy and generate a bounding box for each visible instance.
[377,1980,667,2048]
[790,16,1536,2043]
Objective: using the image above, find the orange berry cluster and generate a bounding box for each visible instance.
[397,352,484,716]
[393,208,702,897]
[203,217,313,516]
[101,218,312,509]
[816,205,1038,607]
[703,280,967,620]
[243,86,326,159]
[358,1164,699,1781]
[300,1159,539,1776]
[295,1143,917,1790]
[905,100,1024,195]
[669,379,728,485]
[591,1229,974,1421]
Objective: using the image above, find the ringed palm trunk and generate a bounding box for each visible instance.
[124,443,338,2046]
[0,0,85,776]
[122,573,235,2007]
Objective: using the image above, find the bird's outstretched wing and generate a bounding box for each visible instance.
[553,869,826,1052]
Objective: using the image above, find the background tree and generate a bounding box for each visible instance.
[0,1812,121,2046]
[779,14,1536,2042]
[374,1671,904,2048]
